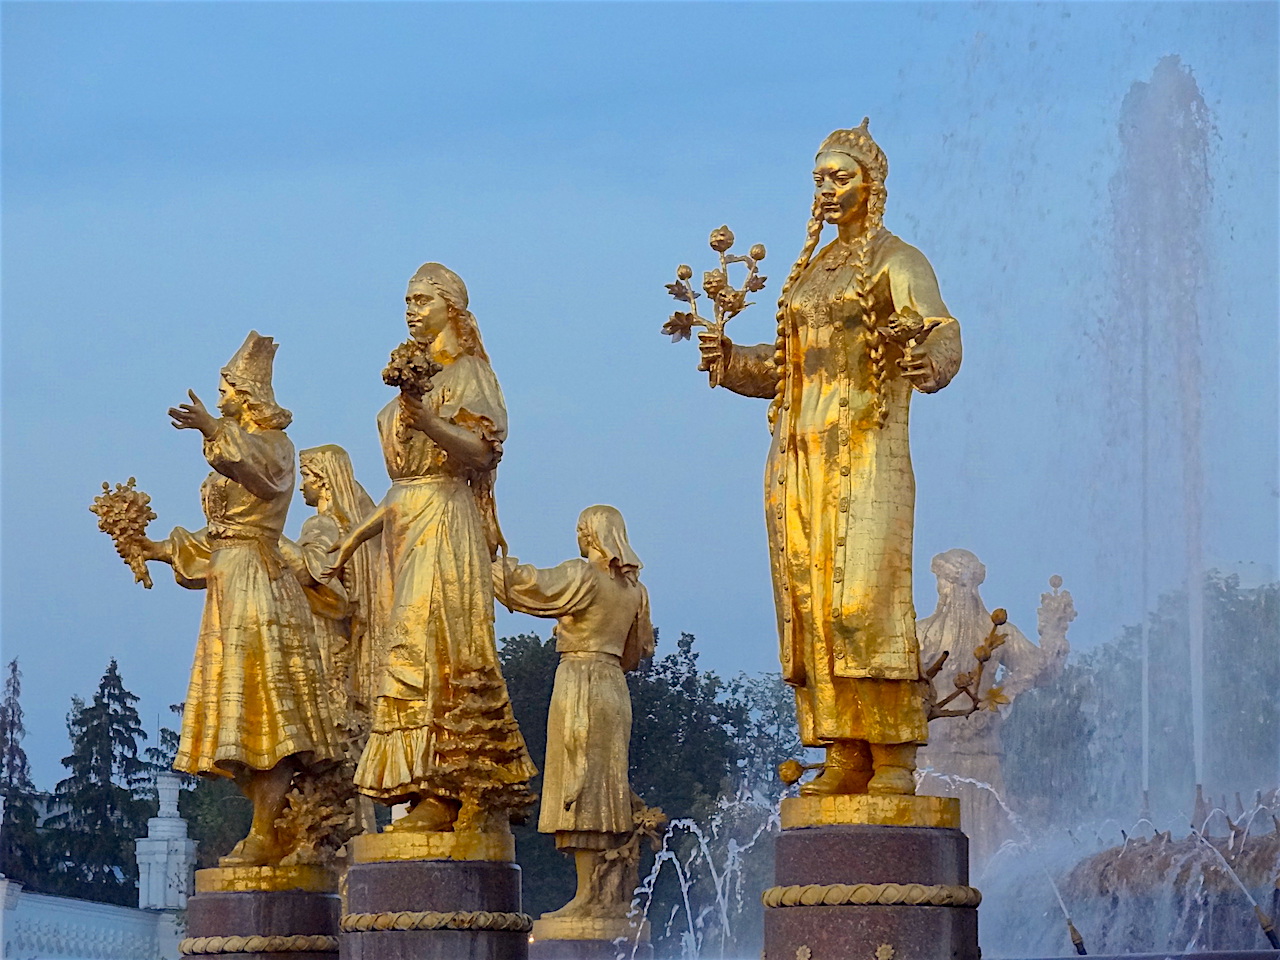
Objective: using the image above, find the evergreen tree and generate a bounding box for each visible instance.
[45,660,153,905]
[0,658,44,882]
[1,658,33,794]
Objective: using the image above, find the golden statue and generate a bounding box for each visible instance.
[688,120,962,797]
[917,550,1074,862]
[329,263,536,836]
[493,506,660,927]
[130,332,344,867]
[286,445,389,740]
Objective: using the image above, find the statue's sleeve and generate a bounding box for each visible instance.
[282,515,349,620]
[887,242,962,394]
[995,624,1060,700]
[168,526,211,590]
[492,557,595,618]
[621,584,655,672]
[719,342,779,399]
[440,355,508,444]
[203,420,294,501]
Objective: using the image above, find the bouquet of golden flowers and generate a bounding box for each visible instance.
[89,478,157,588]
[382,340,442,398]
[661,225,767,388]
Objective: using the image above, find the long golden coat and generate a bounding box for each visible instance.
[720,229,962,746]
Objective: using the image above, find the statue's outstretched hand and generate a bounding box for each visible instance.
[169,390,218,438]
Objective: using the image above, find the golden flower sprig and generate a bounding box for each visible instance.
[382,340,442,398]
[662,225,767,388]
[89,478,157,589]
[923,608,1010,720]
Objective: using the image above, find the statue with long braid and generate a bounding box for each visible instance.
[695,120,962,795]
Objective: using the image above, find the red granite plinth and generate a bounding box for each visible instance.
[341,860,528,960]
[185,889,340,960]
[763,824,980,960]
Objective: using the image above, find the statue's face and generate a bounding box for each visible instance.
[405,281,451,344]
[813,151,870,227]
[217,376,246,419]
[299,462,323,507]
[576,520,591,559]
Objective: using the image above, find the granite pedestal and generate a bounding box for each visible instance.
[183,867,340,960]
[762,796,980,960]
[340,830,530,960]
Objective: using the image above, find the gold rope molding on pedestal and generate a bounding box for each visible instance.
[179,934,338,955]
[761,882,982,909]
[340,910,534,933]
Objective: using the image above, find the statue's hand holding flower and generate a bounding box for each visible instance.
[660,225,767,388]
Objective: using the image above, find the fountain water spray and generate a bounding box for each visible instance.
[1109,55,1213,803]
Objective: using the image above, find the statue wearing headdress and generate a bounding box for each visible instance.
[694,120,963,795]
[286,444,390,740]
[136,332,343,866]
[917,549,1074,863]
[330,263,535,834]
[493,505,661,923]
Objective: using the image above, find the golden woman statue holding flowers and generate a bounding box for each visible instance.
[126,332,342,865]
[329,262,535,834]
[683,120,962,796]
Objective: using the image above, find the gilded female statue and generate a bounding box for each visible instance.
[493,505,654,918]
[330,263,535,831]
[695,120,962,795]
[917,549,1074,861]
[287,444,389,737]
[137,332,341,865]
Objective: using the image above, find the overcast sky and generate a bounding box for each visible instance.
[3,2,1276,789]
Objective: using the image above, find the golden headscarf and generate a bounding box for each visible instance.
[578,505,642,584]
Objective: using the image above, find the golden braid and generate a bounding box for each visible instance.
[769,199,825,425]
[847,233,888,426]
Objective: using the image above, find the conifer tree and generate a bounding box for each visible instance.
[46,660,153,905]
[1,658,44,881]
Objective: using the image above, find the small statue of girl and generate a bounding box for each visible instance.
[494,505,655,919]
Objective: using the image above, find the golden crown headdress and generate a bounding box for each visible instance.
[817,117,888,185]
[221,330,279,396]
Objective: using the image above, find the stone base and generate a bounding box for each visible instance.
[342,858,529,960]
[349,826,515,863]
[195,865,337,894]
[529,916,651,959]
[762,822,979,960]
[781,794,960,829]
[183,888,340,960]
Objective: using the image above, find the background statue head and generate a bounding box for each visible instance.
[577,504,642,584]
[299,444,376,531]
[931,547,988,593]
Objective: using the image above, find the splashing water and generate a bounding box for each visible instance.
[1104,55,1214,800]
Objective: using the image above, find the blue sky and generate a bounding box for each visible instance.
[3,2,1276,788]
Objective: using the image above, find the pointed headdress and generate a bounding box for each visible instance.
[222,330,280,404]
[816,117,888,186]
